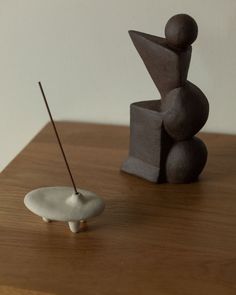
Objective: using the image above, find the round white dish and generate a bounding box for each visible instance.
[24,186,105,233]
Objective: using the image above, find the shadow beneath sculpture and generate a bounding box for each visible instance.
[122,14,209,184]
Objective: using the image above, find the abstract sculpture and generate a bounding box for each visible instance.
[122,14,209,183]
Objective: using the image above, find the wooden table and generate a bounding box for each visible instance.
[0,122,236,295]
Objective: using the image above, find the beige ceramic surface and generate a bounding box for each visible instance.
[24,186,105,233]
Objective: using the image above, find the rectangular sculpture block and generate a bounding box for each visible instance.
[121,100,172,182]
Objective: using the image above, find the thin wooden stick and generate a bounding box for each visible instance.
[38,81,79,195]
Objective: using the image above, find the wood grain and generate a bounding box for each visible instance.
[0,122,236,295]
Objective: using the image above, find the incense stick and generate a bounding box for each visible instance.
[38,81,79,195]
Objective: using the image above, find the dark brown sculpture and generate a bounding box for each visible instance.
[122,14,209,184]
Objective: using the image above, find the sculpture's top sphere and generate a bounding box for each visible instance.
[165,14,198,49]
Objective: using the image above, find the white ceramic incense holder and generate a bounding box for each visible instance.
[24,186,105,233]
[24,82,105,233]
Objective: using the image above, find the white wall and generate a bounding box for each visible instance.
[0,0,236,171]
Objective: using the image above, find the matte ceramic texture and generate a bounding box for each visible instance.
[24,186,105,233]
[161,81,209,141]
[165,137,208,183]
[129,30,192,98]
[122,14,209,184]
[122,100,173,182]
[165,14,198,49]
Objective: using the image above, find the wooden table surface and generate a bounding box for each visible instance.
[0,122,236,295]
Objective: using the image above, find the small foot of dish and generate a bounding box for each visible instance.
[68,221,80,233]
[42,217,51,223]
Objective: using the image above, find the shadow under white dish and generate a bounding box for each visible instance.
[24,186,105,233]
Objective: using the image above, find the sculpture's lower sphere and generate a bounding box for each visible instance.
[166,137,207,183]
